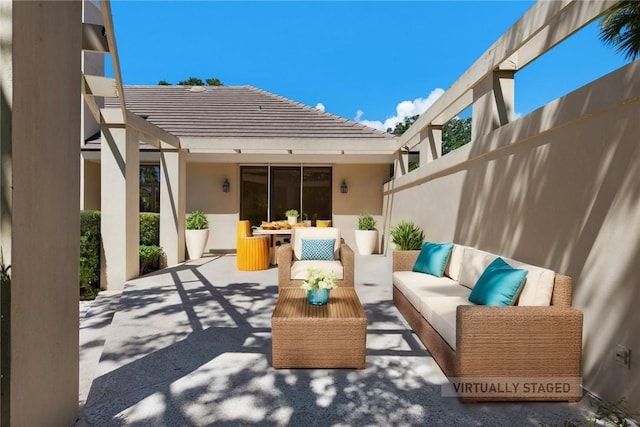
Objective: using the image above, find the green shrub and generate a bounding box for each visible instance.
[140,213,160,246]
[80,211,101,299]
[357,212,377,230]
[186,210,209,230]
[390,220,425,250]
[140,245,163,275]
[140,213,163,275]
[542,397,640,427]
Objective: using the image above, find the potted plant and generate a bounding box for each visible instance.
[285,209,299,225]
[389,220,424,250]
[355,212,377,255]
[302,213,311,227]
[185,210,209,260]
[301,268,338,305]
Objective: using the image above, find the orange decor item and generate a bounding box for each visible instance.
[237,221,270,271]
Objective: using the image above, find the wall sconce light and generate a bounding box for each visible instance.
[340,180,348,194]
[222,178,230,193]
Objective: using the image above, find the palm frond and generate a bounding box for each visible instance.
[600,0,640,61]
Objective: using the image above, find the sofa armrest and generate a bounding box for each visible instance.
[339,242,354,287]
[456,305,583,379]
[277,243,293,288]
[392,250,420,272]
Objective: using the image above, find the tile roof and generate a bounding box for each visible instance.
[103,85,394,140]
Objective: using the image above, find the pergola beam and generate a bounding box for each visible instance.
[82,23,109,52]
[180,136,396,154]
[83,74,118,98]
[396,0,618,151]
[126,111,180,148]
[99,0,127,123]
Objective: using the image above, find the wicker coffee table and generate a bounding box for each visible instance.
[271,287,367,369]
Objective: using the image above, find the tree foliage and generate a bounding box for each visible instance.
[387,114,471,156]
[600,0,640,61]
[442,117,472,155]
[205,78,223,86]
[158,76,224,86]
[387,115,419,136]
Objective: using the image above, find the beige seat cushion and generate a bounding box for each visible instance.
[393,271,470,311]
[290,260,344,280]
[293,227,341,260]
[421,296,475,351]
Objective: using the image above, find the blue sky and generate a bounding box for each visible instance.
[107,1,629,132]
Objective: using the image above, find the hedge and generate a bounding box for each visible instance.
[80,210,101,298]
[80,211,164,299]
[140,213,160,246]
[140,245,163,275]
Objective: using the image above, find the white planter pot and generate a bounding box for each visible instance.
[355,229,377,255]
[287,216,297,225]
[185,229,209,260]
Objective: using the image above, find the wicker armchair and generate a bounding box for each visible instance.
[236,221,270,271]
[277,227,354,288]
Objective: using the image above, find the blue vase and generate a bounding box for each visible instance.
[307,288,330,305]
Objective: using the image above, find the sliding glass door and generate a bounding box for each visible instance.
[240,165,332,226]
[302,167,331,222]
[240,166,268,227]
[270,167,301,221]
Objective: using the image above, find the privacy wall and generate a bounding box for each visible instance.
[383,60,640,411]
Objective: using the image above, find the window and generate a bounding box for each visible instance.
[140,164,160,213]
[240,166,332,226]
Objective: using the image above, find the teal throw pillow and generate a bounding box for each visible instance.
[412,242,454,277]
[300,239,335,261]
[468,257,528,306]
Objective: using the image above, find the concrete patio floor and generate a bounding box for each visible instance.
[76,253,600,426]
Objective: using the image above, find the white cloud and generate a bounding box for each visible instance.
[355,88,445,132]
[315,103,325,112]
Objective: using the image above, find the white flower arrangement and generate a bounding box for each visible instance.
[301,268,338,292]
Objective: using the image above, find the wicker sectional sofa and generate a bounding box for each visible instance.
[392,245,583,402]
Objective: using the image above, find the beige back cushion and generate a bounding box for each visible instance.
[457,247,555,306]
[293,227,341,260]
[458,248,496,289]
[505,258,555,306]
[444,244,465,282]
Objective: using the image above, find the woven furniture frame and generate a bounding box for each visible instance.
[271,287,367,369]
[393,250,583,402]
[277,229,354,288]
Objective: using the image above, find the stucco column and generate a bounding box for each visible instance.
[160,149,186,266]
[420,125,443,165]
[1,1,81,425]
[393,151,407,178]
[101,125,140,289]
[472,69,515,141]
